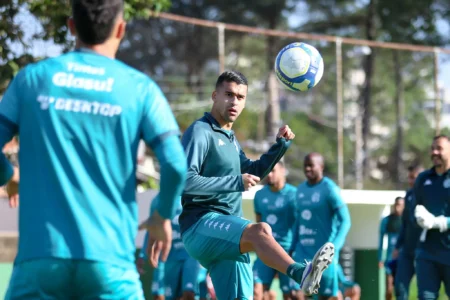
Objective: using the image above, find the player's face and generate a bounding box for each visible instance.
[394,198,404,215]
[212,81,247,124]
[431,137,450,167]
[267,163,285,186]
[303,157,323,182]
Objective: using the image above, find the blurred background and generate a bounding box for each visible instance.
[1,0,450,299]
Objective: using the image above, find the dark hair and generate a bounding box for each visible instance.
[433,134,450,141]
[71,0,123,45]
[215,71,248,89]
[394,196,404,204]
[407,163,423,173]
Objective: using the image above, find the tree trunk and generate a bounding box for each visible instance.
[360,0,377,179]
[393,50,404,189]
[265,16,280,139]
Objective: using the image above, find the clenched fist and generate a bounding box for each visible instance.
[277,125,295,141]
[242,173,260,191]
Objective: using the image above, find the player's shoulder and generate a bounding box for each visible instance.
[183,114,213,137]
[414,169,434,186]
[284,183,297,194]
[254,186,268,200]
[322,177,341,192]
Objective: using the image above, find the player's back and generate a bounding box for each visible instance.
[12,49,164,268]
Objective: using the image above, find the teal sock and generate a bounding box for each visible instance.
[287,262,307,283]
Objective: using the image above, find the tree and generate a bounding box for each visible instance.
[0,0,170,94]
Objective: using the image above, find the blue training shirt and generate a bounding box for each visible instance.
[0,49,184,269]
[291,177,351,262]
[254,184,297,251]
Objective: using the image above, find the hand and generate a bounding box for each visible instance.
[136,257,146,275]
[277,125,295,141]
[5,167,19,208]
[415,205,435,230]
[242,174,260,191]
[392,248,399,259]
[144,211,172,268]
[378,261,384,269]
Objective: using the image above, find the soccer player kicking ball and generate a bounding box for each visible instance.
[392,164,423,300]
[413,135,450,300]
[252,161,300,300]
[179,70,335,300]
[290,153,351,300]
[1,1,187,299]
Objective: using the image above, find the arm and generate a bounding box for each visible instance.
[239,137,291,179]
[141,81,187,219]
[327,186,351,250]
[182,126,244,195]
[378,218,387,262]
[254,191,262,222]
[395,205,408,250]
[0,72,22,186]
[289,209,300,254]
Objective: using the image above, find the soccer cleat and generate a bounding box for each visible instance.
[300,242,335,295]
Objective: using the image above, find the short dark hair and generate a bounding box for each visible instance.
[407,163,423,173]
[71,0,123,45]
[215,71,248,89]
[394,196,404,203]
[433,134,450,142]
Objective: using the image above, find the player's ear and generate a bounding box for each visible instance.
[67,17,76,36]
[116,20,126,40]
[212,91,217,103]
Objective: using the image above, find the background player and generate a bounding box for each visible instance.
[2,0,187,298]
[336,264,360,300]
[392,164,423,300]
[291,153,351,300]
[252,161,299,300]
[378,197,404,300]
[163,199,201,300]
[180,71,335,300]
[413,135,450,300]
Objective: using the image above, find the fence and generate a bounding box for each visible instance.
[118,12,450,190]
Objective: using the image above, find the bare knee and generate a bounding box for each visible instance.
[241,223,272,251]
[182,291,196,300]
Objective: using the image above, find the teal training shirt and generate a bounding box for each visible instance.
[413,168,450,266]
[0,49,184,269]
[179,112,291,234]
[291,177,351,261]
[254,184,297,250]
[378,215,401,262]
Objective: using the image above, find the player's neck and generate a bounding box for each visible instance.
[435,163,450,175]
[75,40,117,59]
[210,110,233,130]
[307,176,323,185]
[269,181,285,192]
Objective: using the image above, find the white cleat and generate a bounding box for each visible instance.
[300,242,335,296]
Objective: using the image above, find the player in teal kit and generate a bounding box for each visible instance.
[413,135,450,300]
[393,165,423,300]
[291,153,351,300]
[253,161,299,300]
[378,197,404,300]
[180,71,335,300]
[2,1,187,298]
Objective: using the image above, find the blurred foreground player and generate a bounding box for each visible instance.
[179,71,334,300]
[414,135,450,300]
[393,164,423,300]
[1,0,187,298]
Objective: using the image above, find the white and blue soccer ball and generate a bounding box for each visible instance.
[274,42,324,92]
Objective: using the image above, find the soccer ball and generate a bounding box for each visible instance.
[274,42,324,92]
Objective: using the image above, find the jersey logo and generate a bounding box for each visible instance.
[301,209,312,221]
[444,178,450,188]
[311,192,321,203]
[298,193,304,199]
[424,179,432,186]
[266,214,278,225]
[263,198,269,204]
[275,197,284,207]
[218,139,226,146]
